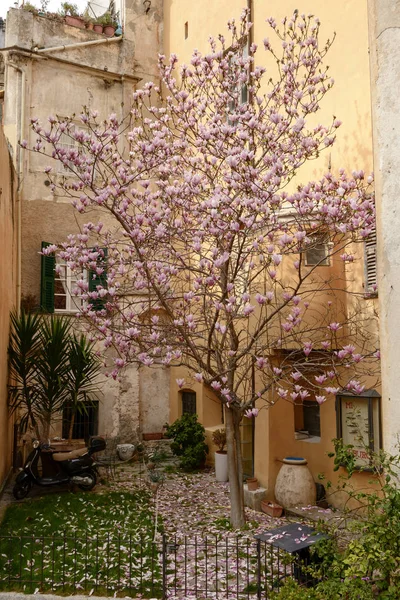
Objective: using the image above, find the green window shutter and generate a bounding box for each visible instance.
[40,241,55,313]
[88,247,108,311]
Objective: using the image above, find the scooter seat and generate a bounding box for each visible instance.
[52,447,89,461]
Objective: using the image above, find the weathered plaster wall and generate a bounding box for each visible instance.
[140,365,170,433]
[0,129,18,490]
[368,0,400,455]
[1,2,164,445]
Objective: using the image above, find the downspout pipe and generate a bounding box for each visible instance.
[37,36,122,54]
[6,59,25,315]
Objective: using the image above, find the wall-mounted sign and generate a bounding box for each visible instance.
[336,390,381,470]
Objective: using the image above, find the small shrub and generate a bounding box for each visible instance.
[59,2,79,16]
[22,2,39,14]
[314,439,400,598]
[212,428,226,452]
[270,578,322,599]
[165,414,208,471]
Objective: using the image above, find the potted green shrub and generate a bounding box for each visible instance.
[98,11,117,37]
[212,428,228,482]
[59,2,85,29]
[83,11,94,30]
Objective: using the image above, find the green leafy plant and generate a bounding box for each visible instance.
[22,2,39,13]
[59,2,79,16]
[212,428,226,452]
[148,470,165,483]
[8,310,42,438]
[64,333,101,441]
[165,414,208,471]
[98,11,116,26]
[8,310,101,441]
[35,315,72,439]
[270,578,322,599]
[313,440,400,598]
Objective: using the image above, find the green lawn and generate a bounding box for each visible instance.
[0,490,163,598]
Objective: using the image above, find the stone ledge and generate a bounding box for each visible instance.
[243,484,267,512]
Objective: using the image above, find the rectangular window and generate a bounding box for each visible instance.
[305,234,330,266]
[56,124,88,174]
[364,227,377,296]
[62,401,99,441]
[227,39,249,122]
[336,390,381,470]
[182,391,196,415]
[54,256,84,313]
[40,242,107,314]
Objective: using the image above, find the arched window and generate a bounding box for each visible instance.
[181,391,196,415]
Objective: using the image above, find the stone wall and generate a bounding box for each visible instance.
[368,0,400,455]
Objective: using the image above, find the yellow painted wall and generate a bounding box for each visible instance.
[164,0,378,505]
[0,129,18,490]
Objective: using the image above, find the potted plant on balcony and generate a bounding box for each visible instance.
[60,2,85,29]
[212,428,228,482]
[98,11,117,37]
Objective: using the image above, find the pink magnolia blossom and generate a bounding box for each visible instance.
[23,9,379,528]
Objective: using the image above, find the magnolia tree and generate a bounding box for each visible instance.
[26,11,378,527]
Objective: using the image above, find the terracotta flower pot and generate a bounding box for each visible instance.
[143,432,163,441]
[93,24,103,33]
[65,15,85,29]
[261,501,283,518]
[103,25,116,37]
[246,477,259,491]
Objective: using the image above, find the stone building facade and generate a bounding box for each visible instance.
[1,1,169,447]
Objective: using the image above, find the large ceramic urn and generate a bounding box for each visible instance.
[274,456,316,508]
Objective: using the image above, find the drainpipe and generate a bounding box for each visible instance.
[37,36,122,54]
[7,59,26,315]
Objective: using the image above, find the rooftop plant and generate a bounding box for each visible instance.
[59,2,79,17]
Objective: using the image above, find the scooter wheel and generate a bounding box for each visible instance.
[78,470,97,491]
[13,481,32,500]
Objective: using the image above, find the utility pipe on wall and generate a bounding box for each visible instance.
[37,36,122,54]
[6,58,26,315]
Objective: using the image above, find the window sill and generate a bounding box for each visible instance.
[295,431,321,444]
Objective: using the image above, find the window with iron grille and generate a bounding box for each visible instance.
[181,391,196,415]
[364,227,377,296]
[304,233,330,266]
[62,401,99,441]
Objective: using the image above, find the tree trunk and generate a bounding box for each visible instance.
[68,412,76,443]
[225,406,246,528]
[41,415,51,442]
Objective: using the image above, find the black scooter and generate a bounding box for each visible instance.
[13,436,106,500]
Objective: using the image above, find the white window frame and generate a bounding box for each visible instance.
[54,258,86,313]
[56,123,88,174]
[227,39,249,121]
